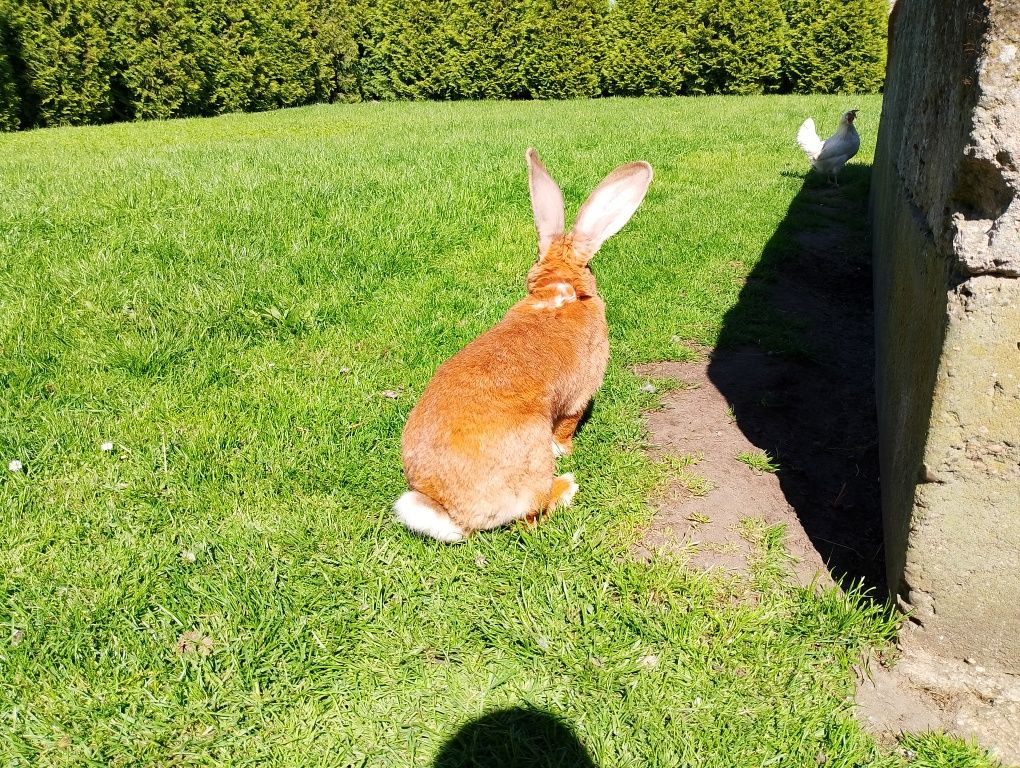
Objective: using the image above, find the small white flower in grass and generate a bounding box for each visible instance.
[180,548,197,564]
[100,441,114,452]
[8,459,23,472]
[640,382,656,394]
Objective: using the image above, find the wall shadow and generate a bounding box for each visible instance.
[432,706,598,768]
[709,164,887,597]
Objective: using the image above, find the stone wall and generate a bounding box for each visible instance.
[871,0,1019,671]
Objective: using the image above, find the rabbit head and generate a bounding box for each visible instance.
[524,148,653,299]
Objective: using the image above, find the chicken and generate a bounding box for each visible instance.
[797,109,860,185]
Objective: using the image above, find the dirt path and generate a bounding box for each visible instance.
[634,173,885,594]
[631,171,1019,765]
[633,353,836,587]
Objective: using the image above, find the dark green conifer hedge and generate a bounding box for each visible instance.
[0,0,887,131]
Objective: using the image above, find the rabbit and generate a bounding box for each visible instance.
[394,148,653,542]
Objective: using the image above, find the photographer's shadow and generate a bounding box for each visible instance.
[432,707,597,768]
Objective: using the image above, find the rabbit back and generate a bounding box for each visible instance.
[401,292,607,534]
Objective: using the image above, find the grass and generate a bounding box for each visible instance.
[897,733,1002,768]
[659,452,715,498]
[737,450,781,474]
[0,96,998,767]
[739,519,796,588]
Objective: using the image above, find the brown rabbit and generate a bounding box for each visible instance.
[395,148,653,541]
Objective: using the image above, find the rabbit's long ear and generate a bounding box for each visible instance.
[526,148,565,258]
[572,161,653,260]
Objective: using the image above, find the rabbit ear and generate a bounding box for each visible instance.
[571,161,653,259]
[526,148,565,258]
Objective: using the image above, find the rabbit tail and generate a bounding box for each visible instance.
[394,490,467,543]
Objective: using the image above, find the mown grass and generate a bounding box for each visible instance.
[0,96,997,766]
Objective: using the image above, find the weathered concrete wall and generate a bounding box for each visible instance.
[871,0,1020,671]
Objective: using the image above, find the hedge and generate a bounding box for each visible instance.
[3,0,116,128]
[358,0,607,101]
[0,43,17,131]
[0,0,888,131]
[782,0,887,93]
[601,0,698,98]
[687,0,789,95]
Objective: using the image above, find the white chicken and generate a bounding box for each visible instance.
[797,109,860,185]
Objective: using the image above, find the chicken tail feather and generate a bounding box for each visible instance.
[797,118,823,161]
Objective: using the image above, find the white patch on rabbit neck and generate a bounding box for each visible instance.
[530,281,576,310]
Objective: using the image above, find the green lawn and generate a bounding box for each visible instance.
[0,96,996,766]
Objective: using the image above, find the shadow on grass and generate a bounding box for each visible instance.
[709,164,887,598]
[432,707,598,768]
